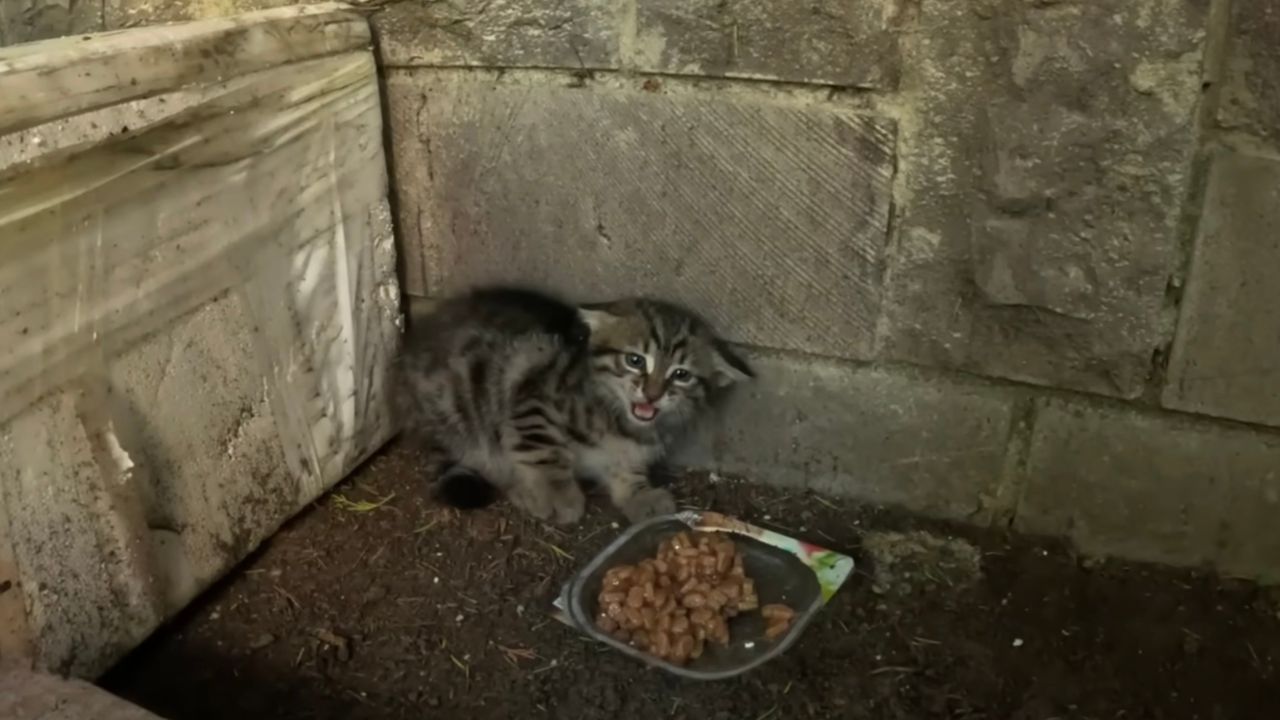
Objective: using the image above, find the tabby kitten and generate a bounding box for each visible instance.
[397,288,752,525]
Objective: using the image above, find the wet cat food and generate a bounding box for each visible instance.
[595,531,795,665]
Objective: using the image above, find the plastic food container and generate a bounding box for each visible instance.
[552,511,855,680]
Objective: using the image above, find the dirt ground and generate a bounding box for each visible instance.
[102,440,1280,720]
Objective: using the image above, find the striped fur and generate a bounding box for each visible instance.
[397,289,752,524]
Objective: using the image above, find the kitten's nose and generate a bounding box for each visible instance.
[642,377,665,403]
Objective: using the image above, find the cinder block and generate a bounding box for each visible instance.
[674,352,1017,522]
[632,0,901,88]
[0,0,102,45]
[1164,152,1280,427]
[1015,400,1280,582]
[104,0,296,29]
[387,72,896,361]
[881,0,1206,398]
[1219,0,1280,146]
[373,0,620,70]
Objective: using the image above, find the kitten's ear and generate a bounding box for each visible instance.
[709,339,754,387]
[578,305,616,333]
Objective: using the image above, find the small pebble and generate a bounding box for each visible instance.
[248,633,276,651]
[1012,638,1024,647]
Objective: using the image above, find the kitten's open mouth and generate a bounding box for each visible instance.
[631,402,659,422]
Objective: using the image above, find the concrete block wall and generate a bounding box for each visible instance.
[4,1,1278,582]
[378,0,1280,583]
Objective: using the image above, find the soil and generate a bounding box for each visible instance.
[101,440,1280,720]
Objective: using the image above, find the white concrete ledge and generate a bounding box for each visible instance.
[0,5,399,677]
[0,669,163,720]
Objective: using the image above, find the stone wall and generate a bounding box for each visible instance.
[381,0,1280,582]
[5,1,1279,582]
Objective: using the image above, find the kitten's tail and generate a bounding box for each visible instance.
[436,465,500,510]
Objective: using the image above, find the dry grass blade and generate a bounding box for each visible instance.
[870,665,916,676]
[273,585,301,611]
[497,644,539,667]
[536,538,575,561]
[331,491,396,512]
[450,654,470,681]
[812,494,840,510]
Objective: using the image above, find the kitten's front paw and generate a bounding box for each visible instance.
[621,487,676,524]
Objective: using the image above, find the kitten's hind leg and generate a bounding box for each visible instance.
[408,437,500,510]
[436,464,500,509]
[508,446,586,525]
[602,469,676,523]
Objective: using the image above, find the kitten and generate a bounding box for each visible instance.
[396,288,752,524]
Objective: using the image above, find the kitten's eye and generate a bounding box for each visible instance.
[624,353,646,370]
[670,368,693,383]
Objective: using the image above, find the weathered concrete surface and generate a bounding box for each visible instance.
[388,72,896,359]
[104,0,296,29]
[98,0,620,69]
[1165,152,1280,426]
[108,293,298,610]
[1218,0,1280,147]
[0,390,168,676]
[0,0,102,46]
[0,669,163,719]
[631,0,902,88]
[0,92,205,168]
[0,8,400,676]
[674,353,1016,523]
[1,4,372,137]
[373,0,619,70]
[1015,400,1280,582]
[880,0,1206,399]
[0,479,30,667]
[97,0,901,87]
